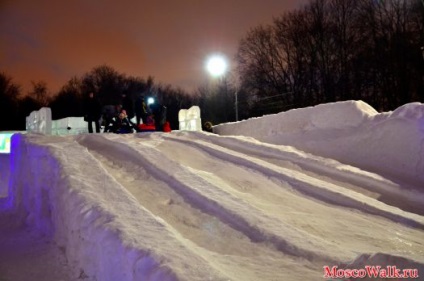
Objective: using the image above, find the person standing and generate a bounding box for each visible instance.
[83,92,102,133]
[135,94,148,124]
[101,104,119,133]
[149,102,167,131]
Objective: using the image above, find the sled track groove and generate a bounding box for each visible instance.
[169,132,424,216]
[161,132,424,230]
[76,134,336,264]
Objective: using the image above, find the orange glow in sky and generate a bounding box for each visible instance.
[0,0,308,94]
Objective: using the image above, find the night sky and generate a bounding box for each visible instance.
[1,0,308,94]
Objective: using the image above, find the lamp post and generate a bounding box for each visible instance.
[205,54,239,121]
[235,87,239,121]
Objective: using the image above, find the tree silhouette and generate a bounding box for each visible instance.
[236,0,424,115]
[1,64,198,130]
[28,80,50,107]
[49,77,84,120]
[0,72,21,130]
[81,64,125,105]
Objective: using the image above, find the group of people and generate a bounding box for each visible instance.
[83,92,169,134]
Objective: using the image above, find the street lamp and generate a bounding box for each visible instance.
[205,54,228,77]
[205,54,239,121]
[147,97,155,105]
[234,87,239,121]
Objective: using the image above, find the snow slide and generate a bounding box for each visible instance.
[4,130,424,280]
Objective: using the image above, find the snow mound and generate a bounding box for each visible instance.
[311,100,378,129]
[214,100,424,186]
[390,102,424,120]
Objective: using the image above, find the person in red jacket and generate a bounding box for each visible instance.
[163,121,171,132]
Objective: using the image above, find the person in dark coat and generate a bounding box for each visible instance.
[150,103,167,131]
[111,110,138,134]
[102,104,119,133]
[83,92,102,133]
[134,94,149,125]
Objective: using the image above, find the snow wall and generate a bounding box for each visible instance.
[214,100,424,186]
[6,134,182,281]
[27,106,204,134]
[26,107,88,135]
[6,134,226,281]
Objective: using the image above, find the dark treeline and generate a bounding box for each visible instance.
[236,0,424,116]
[0,65,195,131]
[1,0,423,130]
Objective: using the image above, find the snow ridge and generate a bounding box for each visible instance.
[163,133,424,230]
[214,100,424,186]
[183,131,424,215]
[79,134,337,263]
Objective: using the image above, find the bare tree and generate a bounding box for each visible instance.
[237,24,293,115]
[0,72,21,129]
[196,79,232,125]
[28,80,50,107]
[354,0,423,109]
[81,65,125,105]
[236,0,423,115]
[49,76,84,119]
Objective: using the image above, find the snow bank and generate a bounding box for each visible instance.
[7,134,228,281]
[214,100,424,186]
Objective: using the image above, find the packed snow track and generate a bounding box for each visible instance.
[4,131,424,281]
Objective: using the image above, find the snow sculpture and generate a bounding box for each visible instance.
[26,107,52,135]
[178,109,188,130]
[25,113,34,132]
[178,106,202,131]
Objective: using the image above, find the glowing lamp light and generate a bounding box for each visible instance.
[147,97,155,105]
[206,55,228,77]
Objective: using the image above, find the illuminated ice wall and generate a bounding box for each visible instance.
[26,107,88,136]
[178,106,202,131]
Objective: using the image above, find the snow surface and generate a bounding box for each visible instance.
[0,100,424,280]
